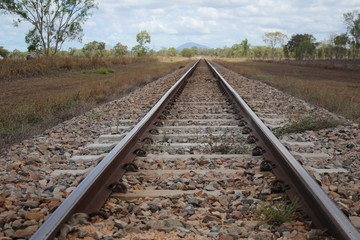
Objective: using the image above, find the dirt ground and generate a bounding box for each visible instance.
[224,60,360,84]
[215,59,360,123]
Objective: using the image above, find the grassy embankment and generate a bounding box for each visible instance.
[0,56,191,150]
[216,59,360,124]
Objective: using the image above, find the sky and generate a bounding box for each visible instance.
[0,0,359,52]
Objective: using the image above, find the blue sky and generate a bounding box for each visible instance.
[0,0,359,52]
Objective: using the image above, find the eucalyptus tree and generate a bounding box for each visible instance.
[180,48,193,58]
[241,38,250,57]
[343,10,360,58]
[112,42,128,56]
[0,0,98,56]
[133,30,151,56]
[167,47,177,57]
[263,32,287,59]
[334,33,349,59]
[82,41,105,57]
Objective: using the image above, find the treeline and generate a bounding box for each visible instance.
[1,10,358,61]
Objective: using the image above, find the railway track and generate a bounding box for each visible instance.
[31,59,359,239]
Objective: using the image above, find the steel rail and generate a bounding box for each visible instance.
[31,60,200,240]
[205,59,360,240]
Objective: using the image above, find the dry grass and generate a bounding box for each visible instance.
[0,57,191,151]
[0,56,158,80]
[216,59,360,123]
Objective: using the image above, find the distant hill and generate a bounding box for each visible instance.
[176,42,210,51]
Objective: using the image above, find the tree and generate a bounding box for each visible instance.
[0,0,97,56]
[263,32,287,59]
[9,49,26,59]
[133,30,151,56]
[231,43,242,57]
[157,47,168,56]
[167,47,177,57]
[241,38,250,57]
[180,48,193,58]
[112,42,128,56]
[284,34,317,60]
[191,46,198,55]
[82,41,105,57]
[334,33,349,59]
[68,47,77,56]
[0,46,9,58]
[343,10,360,58]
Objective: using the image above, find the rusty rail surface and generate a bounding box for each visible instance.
[31,60,200,240]
[205,59,360,240]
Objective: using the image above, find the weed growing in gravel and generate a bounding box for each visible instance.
[88,111,101,121]
[273,117,340,136]
[258,200,298,226]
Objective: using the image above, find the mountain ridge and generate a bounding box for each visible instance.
[176,42,210,51]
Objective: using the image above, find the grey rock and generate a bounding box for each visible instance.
[158,227,173,233]
[146,219,165,230]
[176,226,191,233]
[4,228,14,237]
[211,224,221,232]
[349,216,360,229]
[304,229,325,239]
[203,214,221,223]
[148,199,162,212]
[352,192,360,202]
[44,186,55,192]
[104,236,113,240]
[114,219,128,229]
[207,232,219,237]
[227,224,242,237]
[219,195,229,206]
[205,184,216,191]
[113,229,127,238]
[258,224,271,230]
[178,232,186,238]
[261,188,271,195]
[337,185,348,197]
[22,201,40,208]
[248,232,273,240]
[0,211,17,224]
[233,192,243,200]
[183,205,195,215]
[94,231,103,239]
[78,228,88,238]
[165,218,183,228]
[4,223,11,229]
[188,198,200,206]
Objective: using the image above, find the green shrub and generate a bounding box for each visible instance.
[92,68,115,74]
[258,200,298,226]
[273,117,339,136]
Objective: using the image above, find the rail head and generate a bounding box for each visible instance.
[205,59,360,240]
[31,60,200,240]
